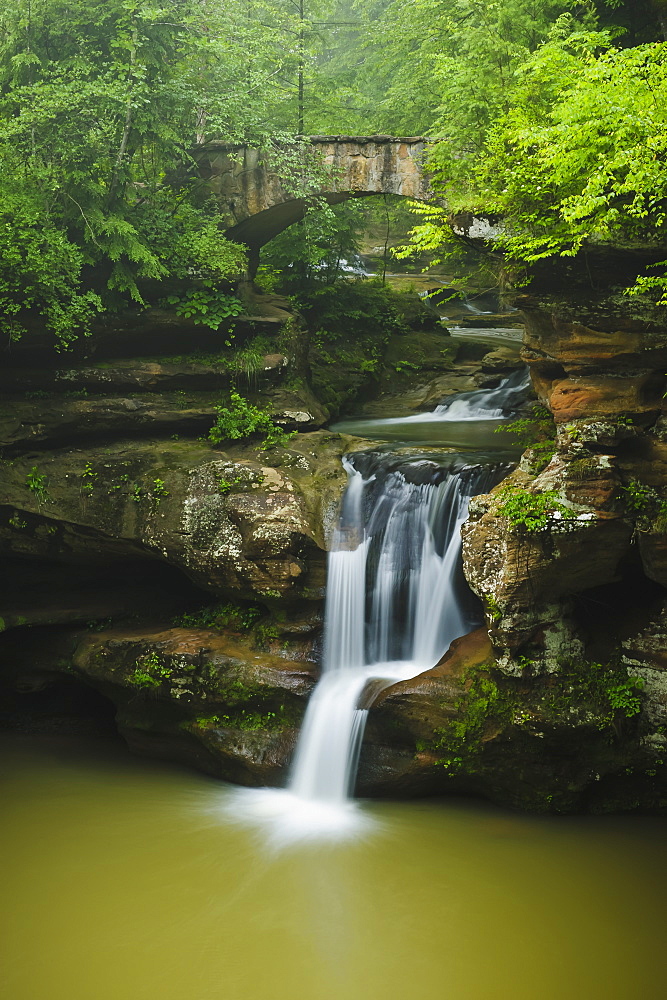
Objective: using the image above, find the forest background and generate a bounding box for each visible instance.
[0,0,666,350]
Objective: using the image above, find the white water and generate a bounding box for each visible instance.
[288,458,502,807]
[227,371,523,842]
[227,456,504,844]
[432,366,530,420]
[331,368,530,441]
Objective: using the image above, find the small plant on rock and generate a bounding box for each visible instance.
[496,485,575,533]
[129,651,174,689]
[174,601,262,632]
[25,466,49,506]
[621,477,667,533]
[208,391,295,450]
[217,474,246,494]
[151,478,169,506]
[497,404,556,472]
[163,286,244,330]
[81,462,97,494]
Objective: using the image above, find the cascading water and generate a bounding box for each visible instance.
[288,455,507,807]
[329,367,531,450]
[227,373,522,843]
[431,366,530,420]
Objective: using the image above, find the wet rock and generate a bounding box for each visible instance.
[460,464,633,653]
[0,623,315,786]
[0,433,347,603]
[480,348,525,373]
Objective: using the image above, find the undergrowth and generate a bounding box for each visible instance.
[208,391,295,450]
[496,485,575,533]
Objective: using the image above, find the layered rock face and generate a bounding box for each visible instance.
[0,300,351,783]
[366,254,667,812]
[0,291,471,787]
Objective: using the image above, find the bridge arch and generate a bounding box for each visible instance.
[195,136,435,252]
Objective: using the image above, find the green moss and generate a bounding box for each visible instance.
[541,659,644,729]
[417,666,513,773]
[189,701,301,732]
[254,622,280,646]
[417,657,644,777]
[208,674,268,706]
[128,650,185,689]
[568,457,600,480]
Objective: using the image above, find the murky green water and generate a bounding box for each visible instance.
[2,733,665,1000]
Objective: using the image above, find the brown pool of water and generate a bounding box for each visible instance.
[1,732,665,1000]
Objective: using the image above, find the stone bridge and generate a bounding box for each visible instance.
[195,136,433,254]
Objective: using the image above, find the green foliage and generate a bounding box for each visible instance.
[129,651,181,689]
[208,391,295,450]
[496,484,576,532]
[313,0,594,137]
[0,179,104,345]
[80,462,97,494]
[260,198,369,291]
[500,405,555,448]
[151,478,169,506]
[0,0,290,347]
[622,478,659,512]
[254,622,281,646]
[483,594,503,623]
[366,4,667,301]
[298,278,406,343]
[192,704,295,732]
[217,475,246,495]
[417,667,507,773]
[174,602,262,632]
[25,466,49,505]
[567,456,600,480]
[163,286,244,330]
[478,39,667,263]
[225,335,276,378]
[497,403,557,471]
[419,655,645,776]
[299,279,407,406]
[8,512,28,530]
[545,659,644,727]
[621,477,667,531]
[420,30,667,299]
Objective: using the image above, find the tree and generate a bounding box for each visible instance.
[0,0,312,346]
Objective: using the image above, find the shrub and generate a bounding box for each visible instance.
[496,485,575,533]
[208,391,294,450]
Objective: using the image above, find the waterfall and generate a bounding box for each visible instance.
[226,372,522,842]
[287,455,506,806]
[432,367,530,420]
[330,367,531,441]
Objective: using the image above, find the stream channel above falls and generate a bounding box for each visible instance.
[2,326,666,1000]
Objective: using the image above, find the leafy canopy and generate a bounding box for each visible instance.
[0,0,313,346]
